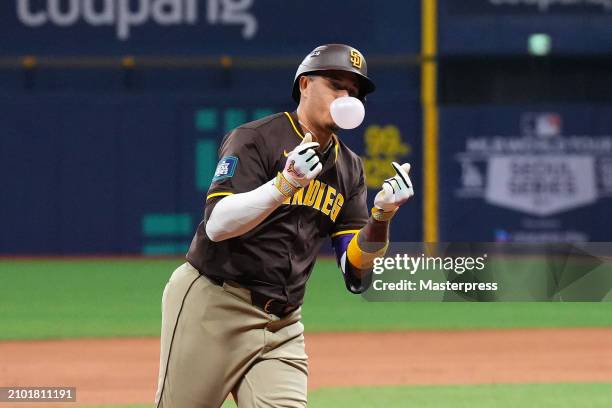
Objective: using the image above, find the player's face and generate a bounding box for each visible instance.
[301,71,361,133]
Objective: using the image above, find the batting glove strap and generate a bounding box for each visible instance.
[371,206,398,222]
[274,171,300,198]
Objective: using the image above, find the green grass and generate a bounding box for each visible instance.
[307,383,612,408]
[0,259,178,340]
[77,383,612,407]
[1,258,612,340]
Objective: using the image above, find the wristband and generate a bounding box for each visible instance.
[274,172,300,198]
[371,206,398,222]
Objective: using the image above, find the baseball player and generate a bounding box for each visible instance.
[155,44,414,408]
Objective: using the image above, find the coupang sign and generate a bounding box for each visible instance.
[15,0,257,40]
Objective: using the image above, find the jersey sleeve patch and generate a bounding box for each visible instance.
[212,156,238,182]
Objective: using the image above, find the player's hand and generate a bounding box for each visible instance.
[374,162,414,212]
[282,133,323,188]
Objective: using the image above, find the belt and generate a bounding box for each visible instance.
[205,274,298,318]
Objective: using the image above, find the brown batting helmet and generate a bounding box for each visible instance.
[292,44,376,103]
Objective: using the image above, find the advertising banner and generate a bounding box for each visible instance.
[447,0,612,14]
[439,105,612,242]
[0,0,420,55]
[438,0,612,54]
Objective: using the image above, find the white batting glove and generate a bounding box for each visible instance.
[275,133,323,197]
[373,162,414,220]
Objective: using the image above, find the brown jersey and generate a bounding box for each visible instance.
[187,111,368,306]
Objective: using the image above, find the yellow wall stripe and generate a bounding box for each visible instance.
[330,229,360,238]
[422,0,439,242]
[284,112,304,140]
[206,192,234,201]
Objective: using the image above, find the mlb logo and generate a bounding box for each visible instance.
[521,113,562,138]
[212,156,238,182]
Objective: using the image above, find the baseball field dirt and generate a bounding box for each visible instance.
[2,328,612,407]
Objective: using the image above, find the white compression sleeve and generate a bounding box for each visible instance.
[205,178,287,242]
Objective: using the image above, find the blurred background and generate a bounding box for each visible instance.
[1,0,610,256]
[2,2,612,408]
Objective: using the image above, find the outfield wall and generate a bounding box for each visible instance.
[4,1,612,254]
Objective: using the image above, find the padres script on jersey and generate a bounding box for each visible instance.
[187,112,368,306]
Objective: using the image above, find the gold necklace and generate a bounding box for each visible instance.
[298,120,333,152]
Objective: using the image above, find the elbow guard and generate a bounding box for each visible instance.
[340,252,372,294]
[334,231,388,294]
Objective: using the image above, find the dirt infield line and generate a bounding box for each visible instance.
[1,328,612,406]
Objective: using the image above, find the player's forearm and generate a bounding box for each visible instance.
[205,179,286,242]
[349,217,389,279]
[347,213,393,278]
[358,214,392,250]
